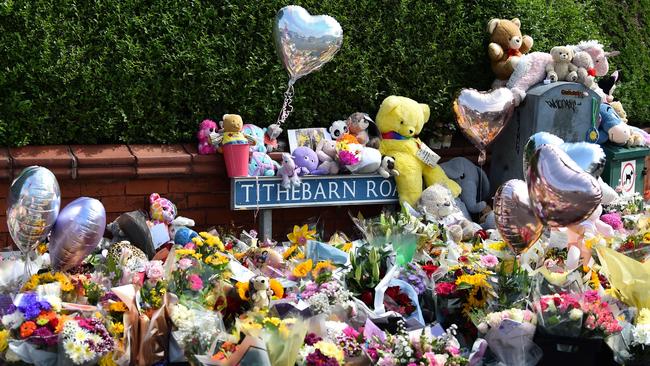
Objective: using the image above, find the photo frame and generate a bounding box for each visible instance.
[287,128,332,153]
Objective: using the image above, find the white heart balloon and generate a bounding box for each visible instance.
[273,5,343,84]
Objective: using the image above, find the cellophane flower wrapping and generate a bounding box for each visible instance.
[534,292,583,337]
[170,302,226,365]
[57,317,115,366]
[478,309,541,366]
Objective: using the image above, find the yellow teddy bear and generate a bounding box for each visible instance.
[376,96,461,206]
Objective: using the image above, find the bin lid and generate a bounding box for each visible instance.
[526,81,595,97]
[602,143,650,160]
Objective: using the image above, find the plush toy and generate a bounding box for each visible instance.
[418,184,481,243]
[377,156,399,179]
[597,70,621,103]
[279,153,301,189]
[507,40,618,105]
[212,114,257,147]
[329,120,349,140]
[292,146,320,175]
[344,144,383,174]
[571,51,596,88]
[248,151,278,176]
[242,124,267,153]
[376,96,461,206]
[313,139,339,175]
[150,193,177,226]
[264,123,283,152]
[598,103,631,145]
[546,46,578,82]
[609,101,628,123]
[249,275,273,311]
[346,112,372,145]
[197,119,218,155]
[174,227,199,246]
[440,157,491,217]
[487,18,533,86]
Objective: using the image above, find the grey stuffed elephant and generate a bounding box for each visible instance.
[440,157,490,216]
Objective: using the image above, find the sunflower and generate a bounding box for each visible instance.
[236,281,250,300]
[312,260,335,279]
[488,241,506,251]
[341,242,353,252]
[36,242,48,255]
[292,259,313,278]
[455,273,489,288]
[287,225,316,246]
[269,279,284,299]
[283,245,299,260]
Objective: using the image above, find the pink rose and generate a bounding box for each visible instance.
[446,345,460,356]
[145,260,164,281]
[178,258,193,271]
[343,326,360,339]
[184,242,196,250]
[188,274,203,291]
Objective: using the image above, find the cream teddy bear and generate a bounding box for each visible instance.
[249,275,273,311]
[546,46,578,82]
[418,184,481,243]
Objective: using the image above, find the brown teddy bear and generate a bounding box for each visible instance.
[487,18,533,85]
[546,46,578,82]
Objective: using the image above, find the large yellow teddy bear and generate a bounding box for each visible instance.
[376,96,461,206]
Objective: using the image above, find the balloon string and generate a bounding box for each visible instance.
[275,84,295,127]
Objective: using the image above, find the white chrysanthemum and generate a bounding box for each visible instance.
[74,328,90,344]
[81,343,94,362]
[2,311,24,330]
[43,295,62,312]
[633,324,650,345]
[569,308,583,321]
[486,312,503,328]
[64,340,86,365]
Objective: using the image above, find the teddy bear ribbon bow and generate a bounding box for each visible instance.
[381,131,413,140]
[507,48,522,57]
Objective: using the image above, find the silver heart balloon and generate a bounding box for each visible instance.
[523,132,606,177]
[7,166,61,253]
[50,197,106,271]
[527,145,602,227]
[273,5,343,84]
[494,179,544,255]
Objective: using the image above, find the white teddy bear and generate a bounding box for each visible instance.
[418,184,482,243]
[249,275,273,311]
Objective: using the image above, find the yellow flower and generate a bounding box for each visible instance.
[205,253,229,266]
[643,233,650,242]
[109,301,128,313]
[342,242,353,252]
[287,225,316,246]
[278,323,290,338]
[269,278,284,299]
[192,236,204,247]
[638,308,650,325]
[590,270,601,289]
[99,353,119,366]
[236,281,250,300]
[315,341,344,363]
[455,273,488,287]
[0,329,9,352]
[263,317,281,327]
[175,249,196,257]
[312,260,335,279]
[36,242,48,255]
[283,245,304,260]
[109,322,124,336]
[292,260,313,278]
[488,241,506,251]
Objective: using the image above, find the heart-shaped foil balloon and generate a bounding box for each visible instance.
[273,5,343,84]
[494,179,544,255]
[527,144,602,227]
[7,166,61,254]
[523,132,606,177]
[453,88,515,160]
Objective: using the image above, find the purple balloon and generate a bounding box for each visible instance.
[50,197,106,271]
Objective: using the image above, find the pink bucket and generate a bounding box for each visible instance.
[222,143,250,177]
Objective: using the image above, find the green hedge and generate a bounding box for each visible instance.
[0,0,645,146]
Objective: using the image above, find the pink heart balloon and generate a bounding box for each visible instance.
[453,88,515,162]
[527,144,602,227]
[494,179,544,254]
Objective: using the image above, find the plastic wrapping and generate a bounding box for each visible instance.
[484,320,542,366]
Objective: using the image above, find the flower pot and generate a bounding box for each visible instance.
[222,143,250,177]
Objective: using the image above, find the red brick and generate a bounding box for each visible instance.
[169,178,217,193]
[100,195,147,212]
[0,198,5,214]
[60,181,82,198]
[164,193,188,210]
[181,209,207,227]
[206,208,253,227]
[187,193,228,209]
[0,234,8,249]
[126,179,168,195]
[81,180,126,197]
[0,216,7,233]
[0,181,8,198]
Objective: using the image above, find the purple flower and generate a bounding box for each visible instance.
[29,326,56,346]
[305,349,339,366]
[304,332,322,346]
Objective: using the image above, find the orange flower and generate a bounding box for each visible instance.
[20,321,37,338]
[269,278,284,299]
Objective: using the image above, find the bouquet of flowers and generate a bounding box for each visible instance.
[1,293,61,349]
[580,290,622,338]
[299,280,352,316]
[236,312,308,366]
[475,308,542,366]
[534,293,584,337]
[170,302,226,365]
[298,332,345,366]
[59,316,115,365]
[610,308,650,365]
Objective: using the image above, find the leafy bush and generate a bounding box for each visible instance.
[0,0,642,147]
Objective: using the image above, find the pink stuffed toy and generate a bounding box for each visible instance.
[197,119,218,155]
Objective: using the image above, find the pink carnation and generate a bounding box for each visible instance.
[184,242,196,250]
[480,254,498,268]
[145,260,164,281]
[188,274,203,291]
[178,258,193,271]
[338,150,360,166]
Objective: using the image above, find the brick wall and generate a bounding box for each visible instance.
[0,142,485,249]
